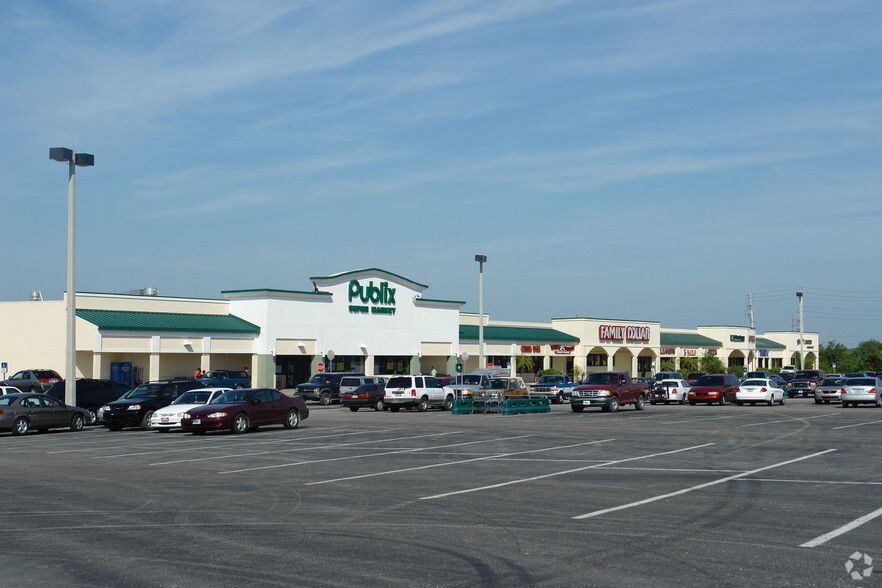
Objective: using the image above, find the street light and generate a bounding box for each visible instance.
[50,147,94,407]
[475,254,487,369]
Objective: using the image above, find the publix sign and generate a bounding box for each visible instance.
[348,280,396,315]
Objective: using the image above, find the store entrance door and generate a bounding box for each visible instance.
[276,356,312,389]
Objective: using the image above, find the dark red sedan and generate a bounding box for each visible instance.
[180,388,308,435]
[688,374,741,406]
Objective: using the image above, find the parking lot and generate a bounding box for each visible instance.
[2,399,881,586]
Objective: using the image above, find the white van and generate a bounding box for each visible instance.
[384,375,453,412]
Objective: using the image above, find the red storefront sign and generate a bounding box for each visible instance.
[552,345,574,355]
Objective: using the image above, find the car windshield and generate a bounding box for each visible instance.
[209,390,255,404]
[820,378,847,386]
[741,379,768,387]
[794,371,820,379]
[540,376,565,383]
[123,384,166,398]
[695,376,725,386]
[484,379,510,389]
[659,381,684,388]
[173,391,212,405]
[745,372,767,378]
[307,375,334,385]
[585,373,619,385]
[847,378,876,386]
[455,375,483,385]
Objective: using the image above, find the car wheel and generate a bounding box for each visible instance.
[12,417,29,436]
[767,398,774,406]
[320,392,331,406]
[876,397,882,408]
[719,394,727,406]
[140,410,155,431]
[106,423,123,431]
[70,414,84,432]
[603,397,619,413]
[635,395,645,411]
[736,401,743,406]
[232,413,248,434]
[349,406,359,412]
[86,408,97,423]
[417,396,429,412]
[443,395,454,411]
[284,409,300,429]
[571,405,584,413]
[374,399,385,411]
[679,397,686,405]
[650,400,656,405]
[814,398,822,404]
[390,405,400,412]
[843,402,851,408]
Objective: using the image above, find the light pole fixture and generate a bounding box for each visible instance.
[50,147,94,407]
[475,254,487,369]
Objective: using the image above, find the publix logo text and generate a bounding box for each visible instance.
[348,280,396,315]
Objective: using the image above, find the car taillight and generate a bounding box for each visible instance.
[871,388,878,395]
[840,389,848,394]
[0,409,4,415]
[359,394,369,399]
[411,389,416,396]
[38,378,50,383]
[760,387,767,392]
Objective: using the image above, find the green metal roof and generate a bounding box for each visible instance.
[756,337,787,349]
[660,332,722,347]
[76,309,260,334]
[459,325,579,343]
[310,268,428,290]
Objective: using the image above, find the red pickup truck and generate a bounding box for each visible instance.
[570,371,646,413]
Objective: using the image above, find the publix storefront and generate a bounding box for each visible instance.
[225,268,464,388]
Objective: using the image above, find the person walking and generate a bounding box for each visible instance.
[193,367,202,379]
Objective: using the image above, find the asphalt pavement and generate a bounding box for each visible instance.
[1,398,880,587]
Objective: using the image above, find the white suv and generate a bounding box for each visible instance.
[384,375,453,412]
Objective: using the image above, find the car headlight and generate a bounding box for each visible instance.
[207,412,228,418]
[99,405,109,412]
[127,404,141,410]
[182,414,192,420]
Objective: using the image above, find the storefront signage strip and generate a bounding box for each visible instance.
[348,280,396,305]
[598,324,650,342]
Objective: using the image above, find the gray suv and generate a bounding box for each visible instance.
[1,369,62,393]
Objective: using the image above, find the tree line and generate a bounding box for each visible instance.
[819,340,882,373]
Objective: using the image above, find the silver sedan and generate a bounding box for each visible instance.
[840,377,882,408]
[814,377,849,404]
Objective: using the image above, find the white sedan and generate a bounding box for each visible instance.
[0,385,23,395]
[149,388,231,431]
[736,378,785,406]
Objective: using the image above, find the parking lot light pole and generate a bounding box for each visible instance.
[50,148,94,407]
[475,255,487,370]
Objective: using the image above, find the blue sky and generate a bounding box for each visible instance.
[3,0,881,346]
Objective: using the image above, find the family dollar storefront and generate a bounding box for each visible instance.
[223,269,464,388]
[552,317,660,377]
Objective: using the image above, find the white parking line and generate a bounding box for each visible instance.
[801,505,882,547]
[219,435,533,474]
[737,478,882,486]
[419,443,714,500]
[305,439,615,486]
[832,419,882,430]
[659,414,751,425]
[572,449,836,520]
[97,428,403,459]
[739,413,840,427]
[151,431,461,466]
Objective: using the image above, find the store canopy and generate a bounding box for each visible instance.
[459,325,579,342]
[659,332,722,347]
[76,309,260,334]
[756,337,787,349]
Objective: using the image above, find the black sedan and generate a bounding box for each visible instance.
[340,383,387,411]
[0,393,91,436]
[180,388,309,435]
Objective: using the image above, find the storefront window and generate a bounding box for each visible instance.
[326,356,364,373]
[486,356,510,370]
[374,356,411,375]
[586,354,608,367]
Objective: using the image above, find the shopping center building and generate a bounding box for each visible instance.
[0,268,818,395]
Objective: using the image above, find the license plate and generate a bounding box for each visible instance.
[161,418,169,423]
[192,419,201,425]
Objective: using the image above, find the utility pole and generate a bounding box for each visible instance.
[747,293,755,330]
[797,291,804,369]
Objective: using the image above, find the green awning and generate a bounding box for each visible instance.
[77,309,260,334]
[660,332,722,347]
[756,337,786,349]
[459,325,579,343]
